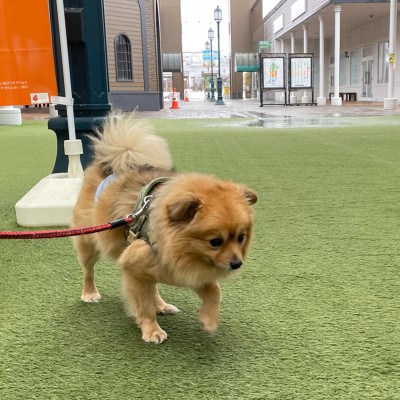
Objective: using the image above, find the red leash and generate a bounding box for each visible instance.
[0,195,154,240]
[0,216,133,239]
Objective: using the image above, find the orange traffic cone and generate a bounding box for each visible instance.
[184,90,189,102]
[170,88,180,109]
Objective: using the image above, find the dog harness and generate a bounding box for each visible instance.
[95,174,117,203]
[125,177,170,245]
[95,174,169,245]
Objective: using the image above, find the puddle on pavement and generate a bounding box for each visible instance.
[234,113,398,129]
[246,115,336,128]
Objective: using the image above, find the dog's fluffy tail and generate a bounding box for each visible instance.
[91,111,173,175]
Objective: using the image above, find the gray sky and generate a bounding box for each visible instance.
[181,0,229,54]
[181,0,280,54]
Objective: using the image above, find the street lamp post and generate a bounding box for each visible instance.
[205,41,210,100]
[208,28,215,101]
[214,6,225,105]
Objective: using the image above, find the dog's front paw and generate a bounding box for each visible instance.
[142,328,168,344]
[81,291,101,303]
[156,303,180,315]
[199,312,219,334]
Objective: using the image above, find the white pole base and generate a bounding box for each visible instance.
[15,173,83,227]
[64,140,84,178]
[301,95,310,103]
[290,94,297,103]
[0,106,22,125]
[317,97,327,106]
[331,97,342,106]
[383,97,398,110]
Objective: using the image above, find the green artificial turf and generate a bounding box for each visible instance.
[1,117,399,399]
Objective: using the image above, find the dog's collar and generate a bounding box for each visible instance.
[126,177,170,246]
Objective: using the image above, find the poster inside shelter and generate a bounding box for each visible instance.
[262,57,285,89]
[0,0,57,106]
[290,57,312,88]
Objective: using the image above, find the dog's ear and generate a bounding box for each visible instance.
[244,189,257,205]
[167,199,201,223]
[238,185,257,205]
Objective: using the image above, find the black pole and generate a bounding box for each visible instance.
[155,2,164,109]
[210,38,215,101]
[48,0,111,172]
[215,20,224,105]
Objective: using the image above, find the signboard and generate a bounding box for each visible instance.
[203,72,217,91]
[259,53,315,106]
[289,54,313,89]
[0,0,57,106]
[258,40,271,52]
[261,55,286,89]
[202,50,218,64]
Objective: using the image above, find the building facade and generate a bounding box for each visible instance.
[103,0,186,110]
[101,0,399,108]
[103,0,164,111]
[229,0,258,99]
[260,0,398,104]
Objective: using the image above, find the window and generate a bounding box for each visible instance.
[378,42,389,84]
[363,46,373,58]
[350,50,359,85]
[115,34,133,81]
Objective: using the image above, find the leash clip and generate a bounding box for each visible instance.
[127,195,153,220]
[125,195,154,244]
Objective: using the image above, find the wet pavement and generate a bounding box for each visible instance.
[21,97,400,128]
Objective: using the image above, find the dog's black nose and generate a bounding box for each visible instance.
[230,260,242,270]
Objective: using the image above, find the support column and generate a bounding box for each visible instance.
[290,32,297,103]
[317,16,326,106]
[291,32,295,53]
[384,0,398,110]
[251,71,258,99]
[301,24,310,103]
[280,39,285,102]
[332,6,342,106]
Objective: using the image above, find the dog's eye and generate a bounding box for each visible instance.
[238,233,245,244]
[209,238,224,248]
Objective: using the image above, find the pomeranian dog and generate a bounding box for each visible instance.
[71,112,257,344]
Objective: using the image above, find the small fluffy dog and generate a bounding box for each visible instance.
[71,112,257,344]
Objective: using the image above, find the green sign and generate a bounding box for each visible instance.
[258,40,271,51]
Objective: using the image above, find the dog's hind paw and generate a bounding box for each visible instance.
[81,292,101,303]
[142,328,168,344]
[156,303,180,315]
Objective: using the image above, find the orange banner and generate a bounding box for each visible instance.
[0,0,57,106]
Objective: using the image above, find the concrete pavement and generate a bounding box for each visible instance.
[142,97,399,119]
[21,97,400,124]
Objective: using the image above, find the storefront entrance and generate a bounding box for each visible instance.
[361,59,373,100]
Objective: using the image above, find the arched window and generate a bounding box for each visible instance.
[115,34,133,81]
